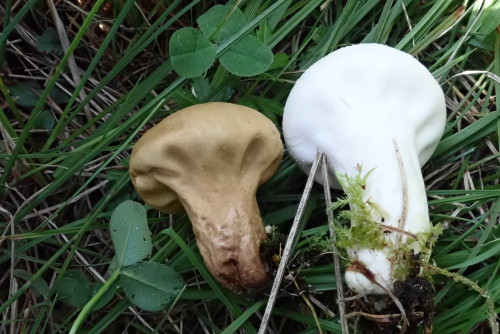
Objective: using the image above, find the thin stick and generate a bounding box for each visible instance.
[258,150,323,334]
[393,139,408,244]
[379,224,417,239]
[346,311,423,321]
[321,153,349,334]
[292,277,324,334]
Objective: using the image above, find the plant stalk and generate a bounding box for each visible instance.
[69,269,121,334]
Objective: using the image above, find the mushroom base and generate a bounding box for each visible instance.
[185,193,271,293]
[348,274,434,334]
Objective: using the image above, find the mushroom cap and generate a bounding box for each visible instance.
[129,102,283,292]
[283,43,446,188]
[283,43,445,236]
[130,102,283,213]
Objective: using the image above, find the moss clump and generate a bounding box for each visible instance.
[260,225,287,277]
[330,167,442,281]
[331,167,388,251]
[391,223,443,280]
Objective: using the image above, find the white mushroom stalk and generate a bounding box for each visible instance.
[283,43,446,295]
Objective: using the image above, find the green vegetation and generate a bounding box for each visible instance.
[332,168,388,252]
[0,0,499,333]
[332,168,443,279]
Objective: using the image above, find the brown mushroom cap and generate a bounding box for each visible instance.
[129,102,283,292]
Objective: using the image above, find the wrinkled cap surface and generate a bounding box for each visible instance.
[129,102,283,292]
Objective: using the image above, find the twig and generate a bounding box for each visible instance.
[346,311,424,322]
[292,277,324,334]
[258,150,323,334]
[338,294,364,302]
[379,224,417,239]
[379,283,409,333]
[321,153,349,334]
[393,139,408,242]
[308,295,336,318]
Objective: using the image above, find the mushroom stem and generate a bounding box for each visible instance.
[363,138,430,241]
[344,135,431,294]
[180,190,268,293]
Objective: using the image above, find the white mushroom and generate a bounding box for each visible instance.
[283,43,446,295]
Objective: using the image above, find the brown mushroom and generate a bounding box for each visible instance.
[129,102,283,292]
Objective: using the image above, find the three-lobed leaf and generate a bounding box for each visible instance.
[219,35,274,77]
[109,200,152,267]
[197,5,245,43]
[171,4,275,78]
[120,262,183,312]
[169,27,216,78]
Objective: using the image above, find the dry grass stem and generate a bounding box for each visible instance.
[321,153,349,333]
[258,150,323,334]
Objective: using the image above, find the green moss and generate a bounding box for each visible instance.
[331,167,387,251]
[306,232,335,252]
[330,167,442,281]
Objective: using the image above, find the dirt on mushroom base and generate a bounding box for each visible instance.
[260,226,320,296]
[330,169,440,333]
[260,220,436,333]
[260,226,436,333]
[348,260,434,334]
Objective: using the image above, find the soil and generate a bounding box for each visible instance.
[349,268,434,333]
